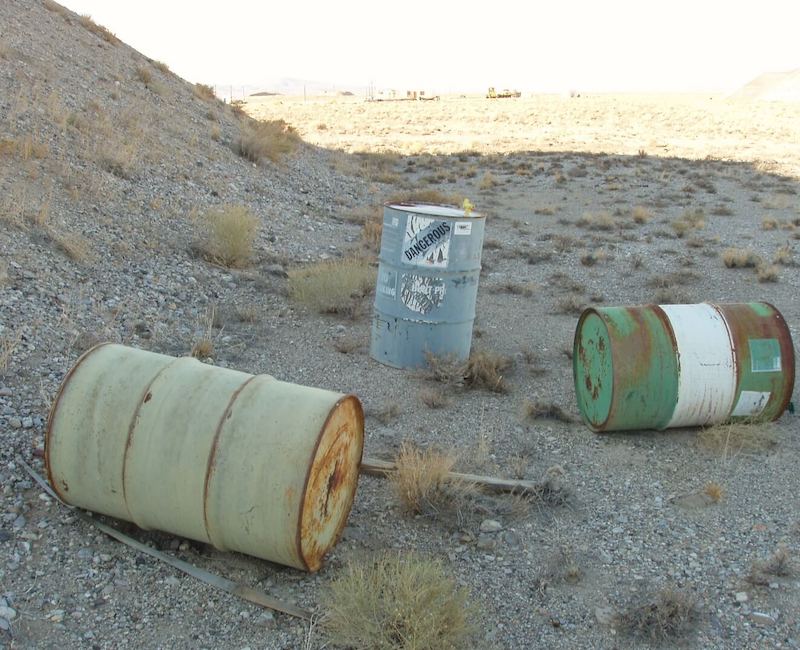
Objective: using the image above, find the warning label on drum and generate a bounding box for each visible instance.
[400,273,446,315]
[402,215,451,268]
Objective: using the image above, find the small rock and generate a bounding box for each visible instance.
[256,611,275,627]
[595,606,614,625]
[165,576,180,587]
[47,609,65,623]
[480,519,503,533]
[0,388,11,397]
[264,264,287,278]
[476,533,495,550]
[750,612,776,626]
[502,531,523,548]
[735,592,748,603]
[12,515,25,530]
[0,606,16,621]
[8,418,21,429]
[77,548,92,560]
[0,617,9,631]
[22,417,33,429]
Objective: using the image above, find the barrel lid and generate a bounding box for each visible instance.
[386,202,482,219]
[573,310,614,430]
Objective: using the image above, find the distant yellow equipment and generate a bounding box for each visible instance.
[486,87,521,99]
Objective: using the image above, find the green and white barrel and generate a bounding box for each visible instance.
[370,203,485,369]
[573,302,795,432]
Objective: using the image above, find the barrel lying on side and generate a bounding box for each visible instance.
[46,343,364,571]
[370,202,485,369]
[573,302,795,432]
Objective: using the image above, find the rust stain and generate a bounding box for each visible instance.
[143,392,152,403]
[121,357,182,523]
[201,374,258,549]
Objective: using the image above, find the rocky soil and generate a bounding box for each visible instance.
[2,1,800,649]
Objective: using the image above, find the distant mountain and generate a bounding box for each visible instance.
[215,78,368,101]
[733,69,800,101]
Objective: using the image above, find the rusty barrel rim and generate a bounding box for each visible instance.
[45,341,113,502]
[297,393,364,571]
[384,201,485,220]
[573,305,681,432]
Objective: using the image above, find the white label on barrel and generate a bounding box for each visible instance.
[402,215,451,268]
[391,216,399,228]
[454,222,472,235]
[400,273,446,315]
[731,390,770,417]
[377,269,397,299]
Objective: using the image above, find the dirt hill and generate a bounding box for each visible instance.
[734,68,800,101]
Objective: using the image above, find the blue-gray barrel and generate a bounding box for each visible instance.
[370,203,486,369]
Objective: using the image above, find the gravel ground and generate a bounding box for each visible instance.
[1,1,799,649]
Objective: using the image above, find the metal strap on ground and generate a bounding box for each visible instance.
[18,457,312,621]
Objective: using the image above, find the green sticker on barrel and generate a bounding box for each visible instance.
[749,338,781,373]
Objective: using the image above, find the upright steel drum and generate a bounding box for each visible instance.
[370,203,485,369]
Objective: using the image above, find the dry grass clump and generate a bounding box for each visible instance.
[697,421,778,454]
[671,208,705,237]
[613,586,699,644]
[390,443,478,519]
[322,552,477,650]
[465,349,512,392]
[43,0,68,14]
[152,60,170,74]
[579,249,608,266]
[422,350,512,393]
[194,83,216,101]
[419,387,451,409]
[198,205,258,268]
[288,258,375,318]
[577,210,615,230]
[747,546,796,585]
[52,232,90,262]
[703,482,725,503]
[521,400,576,423]
[333,336,364,354]
[721,247,762,268]
[190,337,214,360]
[361,213,383,252]
[135,65,153,85]
[756,264,779,283]
[773,244,794,265]
[478,171,498,190]
[631,205,652,224]
[555,293,586,316]
[762,217,779,230]
[79,15,119,44]
[371,403,400,425]
[387,189,463,207]
[491,281,536,297]
[236,119,300,164]
[532,546,582,596]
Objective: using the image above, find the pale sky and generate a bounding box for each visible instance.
[60,0,799,94]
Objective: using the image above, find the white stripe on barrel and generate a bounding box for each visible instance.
[661,303,737,428]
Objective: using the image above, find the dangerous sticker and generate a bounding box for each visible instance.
[400,273,446,315]
[402,215,451,268]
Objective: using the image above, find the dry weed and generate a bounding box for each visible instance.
[1,329,24,375]
[199,205,258,268]
[762,217,779,230]
[703,482,725,503]
[288,258,375,318]
[371,403,400,425]
[613,586,699,644]
[671,208,705,237]
[422,349,512,393]
[390,443,477,520]
[579,249,608,266]
[79,14,119,44]
[236,119,300,164]
[522,400,575,423]
[756,264,779,283]
[773,244,794,265]
[721,248,762,268]
[194,83,216,101]
[492,281,536,297]
[333,336,364,354]
[387,189,463,207]
[555,294,586,316]
[52,232,90,262]
[322,552,477,650]
[631,205,652,223]
[532,546,582,597]
[478,171,498,190]
[698,421,778,455]
[577,211,615,231]
[747,546,796,585]
[361,213,383,252]
[419,387,451,409]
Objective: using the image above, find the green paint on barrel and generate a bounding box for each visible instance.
[574,306,680,432]
[716,302,795,421]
